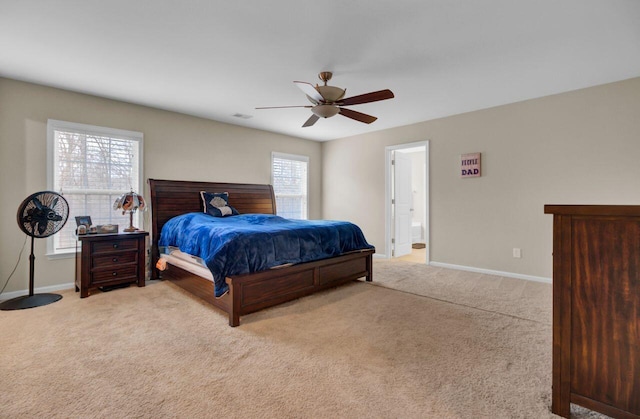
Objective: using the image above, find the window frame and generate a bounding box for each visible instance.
[271,151,309,220]
[46,119,144,257]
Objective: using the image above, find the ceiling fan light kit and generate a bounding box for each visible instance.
[312,104,340,118]
[257,71,394,127]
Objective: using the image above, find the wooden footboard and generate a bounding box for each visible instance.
[161,249,373,326]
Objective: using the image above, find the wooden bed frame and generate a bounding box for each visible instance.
[148,179,374,327]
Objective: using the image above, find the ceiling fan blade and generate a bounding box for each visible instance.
[294,81,324,104]
[338,89,394,106]
[256,105,312,109]
[339,108,378,124]
[302,114,320,127]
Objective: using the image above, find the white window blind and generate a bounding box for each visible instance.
[47,120,143,255]
[271,152,308,220]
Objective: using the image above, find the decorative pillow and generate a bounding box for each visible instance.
[200,191,239,217]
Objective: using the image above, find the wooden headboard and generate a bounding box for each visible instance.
[147,179,276,278]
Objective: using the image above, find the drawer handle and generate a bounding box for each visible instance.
[112,257,118,262]
[112,272,117,276]
[113,244,119,249]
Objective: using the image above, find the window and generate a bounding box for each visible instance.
[47,120,143,255]
[271,152,308,220]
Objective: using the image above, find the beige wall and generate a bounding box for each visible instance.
[0,78,321,293]
[323,77,640,279]
[3,76,639,294]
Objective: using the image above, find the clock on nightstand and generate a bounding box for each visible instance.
[75,231,149,298]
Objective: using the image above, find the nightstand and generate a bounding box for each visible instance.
[75,231,149,298]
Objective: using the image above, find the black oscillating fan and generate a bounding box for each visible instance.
[0,191,69,310]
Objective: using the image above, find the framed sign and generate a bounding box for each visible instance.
[461,152,481,178]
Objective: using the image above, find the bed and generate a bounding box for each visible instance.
[149,179,374,326]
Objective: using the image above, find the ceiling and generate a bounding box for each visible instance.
[1,1,639,142]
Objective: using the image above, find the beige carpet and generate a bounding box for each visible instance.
[373,259,553,325]
[0,261,606,418]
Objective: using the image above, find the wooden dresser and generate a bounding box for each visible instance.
[76,231,148,298]
[545,205,639,419]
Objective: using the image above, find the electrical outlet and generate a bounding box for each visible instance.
[513,248,522,258]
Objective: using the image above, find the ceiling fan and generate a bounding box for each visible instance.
[256,72,394,127]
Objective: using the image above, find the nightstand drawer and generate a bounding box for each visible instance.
[92,239,138,254]
[93,252,137,267]
[91,265,138,284]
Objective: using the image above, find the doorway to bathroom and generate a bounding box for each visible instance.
[385,141,429,264]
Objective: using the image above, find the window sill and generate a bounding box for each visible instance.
[46,250,78,260]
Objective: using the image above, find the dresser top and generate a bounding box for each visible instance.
[544,205,640,216]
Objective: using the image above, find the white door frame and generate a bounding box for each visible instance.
[384,140,430,263]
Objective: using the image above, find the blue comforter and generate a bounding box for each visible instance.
[159,213,374,297]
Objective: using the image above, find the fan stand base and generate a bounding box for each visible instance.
[0,293,62,311]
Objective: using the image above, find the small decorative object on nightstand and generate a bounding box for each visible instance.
[75,231,148,298]
[113,190,146,232]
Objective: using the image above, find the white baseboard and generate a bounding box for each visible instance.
[429,261,551,284]
[0,282,75,302]
[373,253,387,259]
